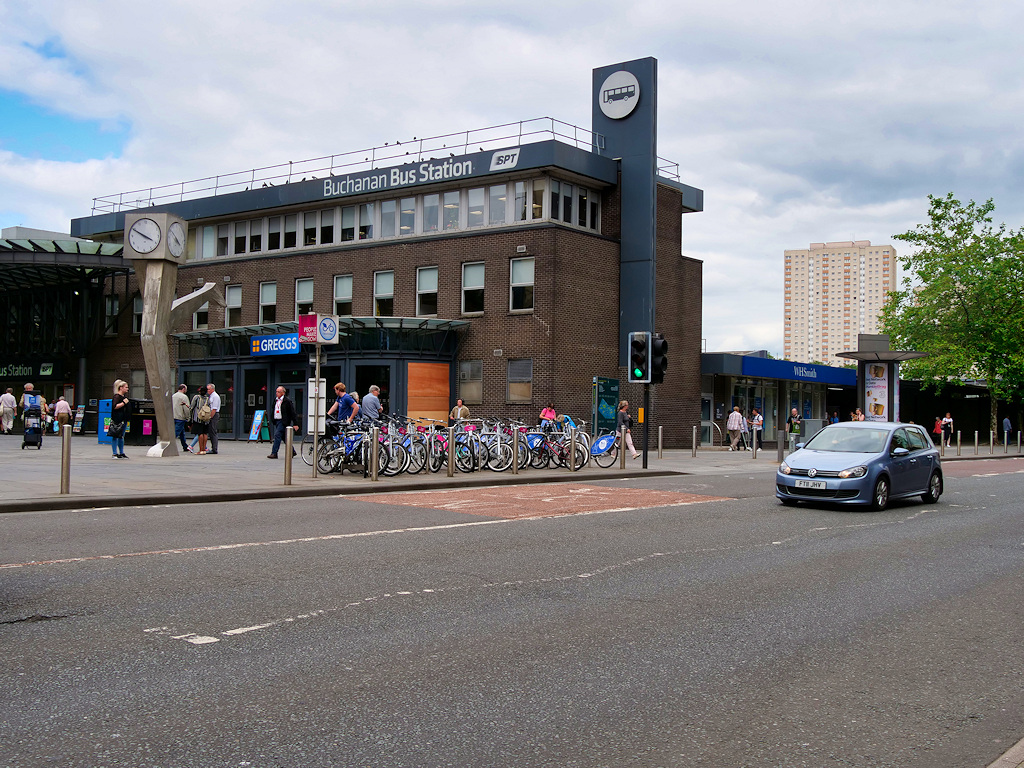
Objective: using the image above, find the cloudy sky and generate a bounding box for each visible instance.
[2,0,1022,356]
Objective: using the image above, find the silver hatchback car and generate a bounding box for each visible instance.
[776,421,943,510]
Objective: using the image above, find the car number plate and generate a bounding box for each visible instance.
[795,479,826,490]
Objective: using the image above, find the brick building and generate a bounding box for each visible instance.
[63,58,705,447]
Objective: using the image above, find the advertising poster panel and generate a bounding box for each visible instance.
[864,364,890,421]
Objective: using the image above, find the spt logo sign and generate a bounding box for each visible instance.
[489,148,520,172]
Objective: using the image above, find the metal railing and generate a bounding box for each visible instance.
[92,118,612,215]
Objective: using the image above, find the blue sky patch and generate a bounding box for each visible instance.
[0,90,128,162]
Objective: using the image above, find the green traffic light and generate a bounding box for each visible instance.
[633,368,643,377]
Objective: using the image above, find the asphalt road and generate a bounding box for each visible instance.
[2,464,1024,767]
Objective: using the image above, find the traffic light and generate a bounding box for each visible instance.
[651,333,668,384]
[628,331,651,383]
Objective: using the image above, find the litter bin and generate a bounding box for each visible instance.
[126,399,158,446]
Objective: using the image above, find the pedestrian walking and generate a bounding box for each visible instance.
[932,416,942,445]
[1,387,17,434]
[941,412,954,448]
[1002,415,1012,445]
[53,396,72,429]
[727,405,745,451]
[617,400,640,459]
[172,384,190,452]
[189,385,212,455]
[360,385,383,422]
[749,407,764,450]
[206,382,221,454]
[267,385,299,459]
[327,383,358,423]
[109,380,131,459]
[786,408,802,451]
[449,398,470,422]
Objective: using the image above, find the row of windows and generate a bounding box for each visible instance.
[190,177,600,260]
[458,358,533,404]
[187,257,535,330]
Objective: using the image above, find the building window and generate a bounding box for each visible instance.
[267,217,281,250]
[532,178,545,219]
[359,203,374,240]
[561,182,573,223]
[423,194,440,233]
[507,358,533,403]
[341,206,356,241]
[442,190,460,231]
[320,209,335,244]
[417,266,438,316]
[489,184,507,225]
[514,181,528,222]
[295,278,314,318]
[249,220,263,252]
[374,270,394,317]
[549,179,560,220]
[199,225,215,259]
[577,188,589,228]
[105,295,119,335]
[217,224,230,257]
[130,369,147,401]
[260,282,277,323]
[193,302,209,330]
[132,296,143,334]
[380,200,397,238]
[334,275,353,316]
[462,262,484,314]
[304,212,318,246]
[283,215,298,248]
[468,188,485,227]
[510,257,534,312]
[234,221,248,254]
[399,197,415,235]
[459,360,483,405]
[225,285,242,327]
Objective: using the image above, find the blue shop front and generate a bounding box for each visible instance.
[701,352,857,445]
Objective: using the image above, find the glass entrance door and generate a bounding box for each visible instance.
[243,367,269,439]
[355,363,393,416]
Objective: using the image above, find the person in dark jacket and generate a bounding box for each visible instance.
[268,385,299,458]
[110,379,131,459]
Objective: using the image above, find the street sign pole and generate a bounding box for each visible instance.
[312,344,322,478]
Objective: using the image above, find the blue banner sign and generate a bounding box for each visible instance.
[251,333,300,356]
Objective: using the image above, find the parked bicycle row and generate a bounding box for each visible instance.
[298,415,626,476]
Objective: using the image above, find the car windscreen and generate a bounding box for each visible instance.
[803,426,890,453]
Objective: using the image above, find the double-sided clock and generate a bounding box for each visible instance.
[124,213,188,262]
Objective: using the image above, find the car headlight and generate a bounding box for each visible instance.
[780,462,791,475]
[839,465,867,479]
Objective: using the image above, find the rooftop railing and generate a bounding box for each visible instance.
[90,116,682,215]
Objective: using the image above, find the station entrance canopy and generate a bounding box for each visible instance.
[0,238,129,360]
[173,317,470,362]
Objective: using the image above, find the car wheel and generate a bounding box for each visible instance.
[922,471,942,503]
[871,476,890,511]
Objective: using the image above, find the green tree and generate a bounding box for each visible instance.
[882,193,1024,434]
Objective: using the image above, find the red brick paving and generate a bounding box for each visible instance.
[349,483,732,519]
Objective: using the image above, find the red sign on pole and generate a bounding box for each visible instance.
[298,314,318,343]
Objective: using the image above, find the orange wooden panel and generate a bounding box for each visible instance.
[407,362,450,421]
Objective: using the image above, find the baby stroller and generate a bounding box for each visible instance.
[22,401,43,449]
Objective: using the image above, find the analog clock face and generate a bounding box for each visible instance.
[128,218,162,254]
[167,221,186,258]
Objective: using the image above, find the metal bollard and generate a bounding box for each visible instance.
[974,430,979,455]
[512,427,519,475]
[658,426,663,459]
[447,426,455,477]
[568,427,576,472]
[990,431,995,454]
[60,424,72,494]
[692,425,698,458]
[284,428,293,485]
[619,425,627,469]
[777,435,785,464]
[1005,431,1009,454]
[957,430,962,456]
[371,426,380,481]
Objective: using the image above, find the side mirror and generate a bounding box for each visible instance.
[795,442,805,450]
[892,447,910,457]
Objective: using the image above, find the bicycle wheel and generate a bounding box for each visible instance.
[593,440,618,468]
[428,435,447,472]
[300,433,315,466]
[406,438,428,474]
[529,444,550,469]
[486,441,514,472]
[571,442,589,471]
[317,443,341,474]
[382,440,410,476]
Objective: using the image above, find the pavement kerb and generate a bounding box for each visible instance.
[0,468,682,515]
